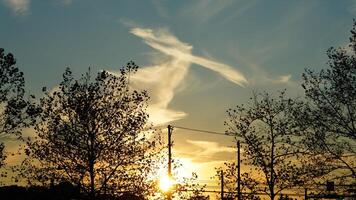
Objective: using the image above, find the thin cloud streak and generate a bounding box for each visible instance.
[151,0,169,19]
[186,139,236,156]
[274,75,291,83]
[60,0,73,6]
[227,43,294,86]
[190,55,247,86]
[221,0,258,24]
[3,0,29,15]
[180,0,234,23]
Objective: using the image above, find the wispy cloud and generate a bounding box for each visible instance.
[130,59,190,125]
[3,0,29,15]
[348,1,356,15]
[131,27,248,86]
[60,0,73,6]
[151,0,169,19]
[180,0,234,23]
[221,0,258,24]
[122,27,247,125]
[274,75,291,83]
[186,139,236,156]
[227,43,294,86]
[173,139,237,180]
[2,0,74,15]
[267,1,318,36]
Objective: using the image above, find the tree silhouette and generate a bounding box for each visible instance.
[214,162,260,200]
[0,48,27,168]
[225,92,317,200]
[22,62,160,199]
[298,21,356,182]
[176,172,209,200]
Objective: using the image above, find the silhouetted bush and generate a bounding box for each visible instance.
[0,182,80,200]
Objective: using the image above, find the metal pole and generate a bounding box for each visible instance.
[167,125,173,200]
[237,140,241,200]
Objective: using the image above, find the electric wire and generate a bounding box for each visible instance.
[173,125,234,136]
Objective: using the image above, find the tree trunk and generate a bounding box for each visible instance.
[270,120,275,200]
[89,160,95,199]
[89,131,95,200]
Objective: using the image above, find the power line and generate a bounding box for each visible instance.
[172,125,356,148]
[179,189,309,197]
[173,125,234,137]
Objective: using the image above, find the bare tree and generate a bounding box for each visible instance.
[214,162,261,200]
[22,62,161,199]
[299,21,356,183]
[225,92,316,200]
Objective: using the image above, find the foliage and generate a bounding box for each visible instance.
[298,21,356,182]
[0,48,27,168]
[21,62,161,199]
[225,91,317,200]
[0,183,80,200]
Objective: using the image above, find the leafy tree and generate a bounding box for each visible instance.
[22,62,160,199]
[299,21,356,182]
[225,92,316,200]
[213,162,260,200]
[0,48,27,168]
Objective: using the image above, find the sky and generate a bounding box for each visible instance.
[1,0,355,193]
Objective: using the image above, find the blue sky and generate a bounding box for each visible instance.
[1,0,355,188]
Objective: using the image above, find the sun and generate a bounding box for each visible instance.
[159,175,174,192]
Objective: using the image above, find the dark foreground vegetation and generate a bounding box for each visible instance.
[0,21,356,200]
[0,183,81,200]
[0,182,145,200]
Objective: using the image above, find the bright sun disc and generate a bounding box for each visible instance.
[159,175,173,192]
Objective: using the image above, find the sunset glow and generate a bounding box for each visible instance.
[159,175,174,192]
[1,1,354,200]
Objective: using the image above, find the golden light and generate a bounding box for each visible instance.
[159,175,174,192]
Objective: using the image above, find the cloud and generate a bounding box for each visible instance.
[2,0,75,15]
[190,55,247,85]
[186,139,236,157]
[180,0,234,23]
[226,43,295,86]
[3,0,29,15]
[274,74,291,83]
[173,157,229,181]
[130,27,248,86]
[118,18,141,28]
[129,59,190,125]
[151,0,169,19]
[121,27,247,125]
[348,1,356,15]
[60,0,73,6]
[221,0,258,24]
[173,139,237,180]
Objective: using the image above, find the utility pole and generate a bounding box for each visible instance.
[237,140,241,200]
[167,125,173,200]
[221,170,224,200]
